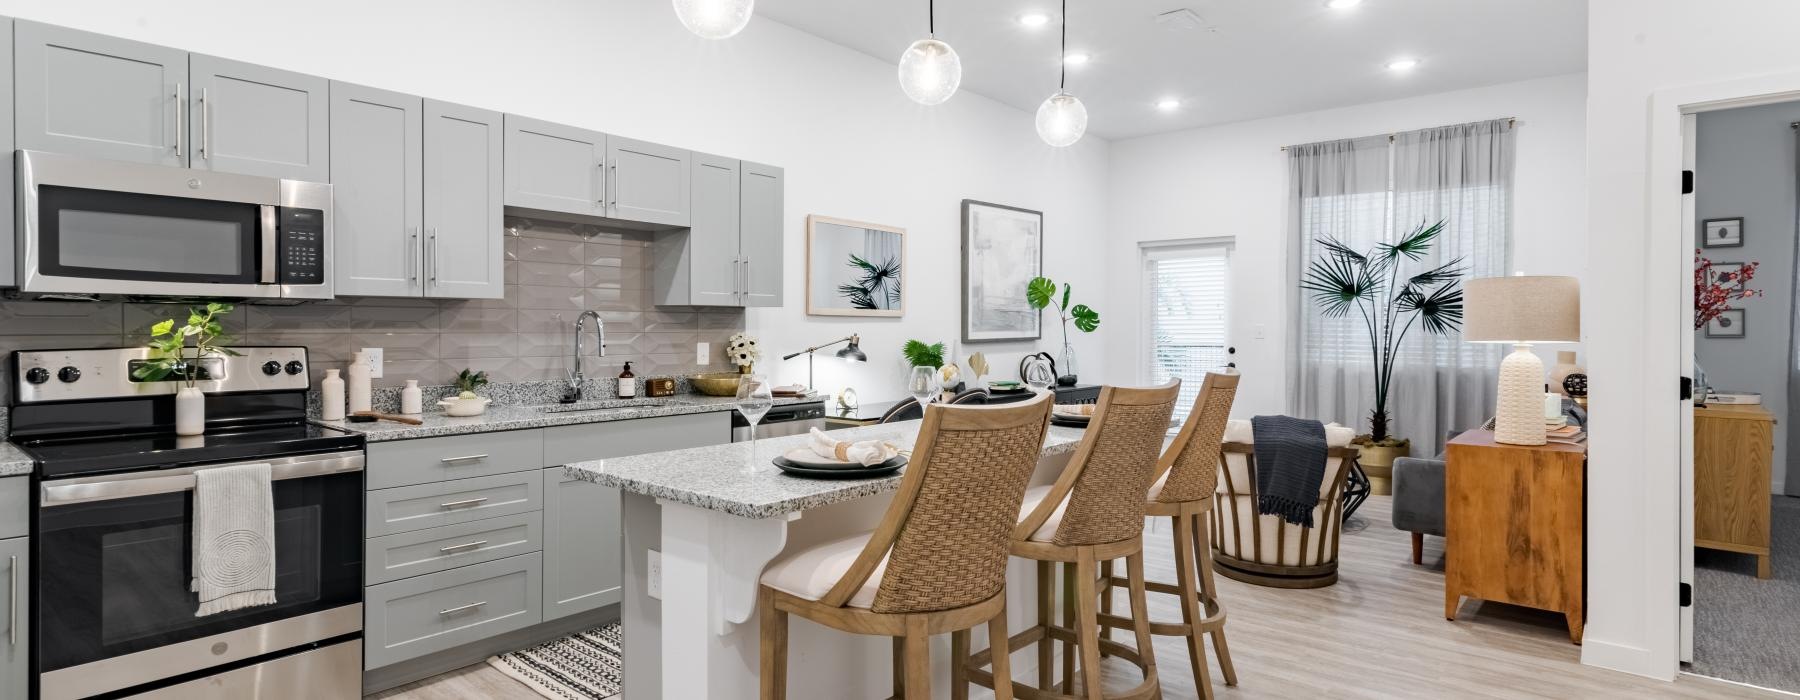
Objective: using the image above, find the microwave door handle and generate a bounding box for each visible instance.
[260,205,278,284]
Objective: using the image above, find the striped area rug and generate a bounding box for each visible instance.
[485,622,624,700]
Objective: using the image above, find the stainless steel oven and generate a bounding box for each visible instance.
[16,150,332,301]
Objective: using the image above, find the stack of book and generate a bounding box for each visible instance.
[1546,423,1586,445]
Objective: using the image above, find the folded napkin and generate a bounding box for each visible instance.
[808,428,900,466]
[192,463,277,617]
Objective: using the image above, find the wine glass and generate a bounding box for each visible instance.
[907,366,940,410]
[736,375,774,458]
[1023,356,1055,390]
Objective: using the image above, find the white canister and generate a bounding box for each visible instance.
[175,386,206,436]
[320,369,346,421]
[401,379,422,415]
[347,352,373,414]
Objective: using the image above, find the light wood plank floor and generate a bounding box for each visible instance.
[373,496,1778,699]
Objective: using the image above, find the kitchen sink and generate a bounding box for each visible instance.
[537,398,691,414]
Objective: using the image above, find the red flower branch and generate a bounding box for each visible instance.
[1696,250,1762,330]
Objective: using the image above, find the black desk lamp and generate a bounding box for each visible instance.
[782,334,866,391]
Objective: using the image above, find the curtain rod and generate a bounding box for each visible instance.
[1279,117,1517,152]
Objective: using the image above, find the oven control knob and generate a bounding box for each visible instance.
[262,360,282,376]
[24,367,48,385]
[284,361,305,376]
[57,366,81,383]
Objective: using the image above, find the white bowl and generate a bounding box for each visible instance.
[438,396,491,417]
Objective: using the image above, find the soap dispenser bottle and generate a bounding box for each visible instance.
[618,362,637,399]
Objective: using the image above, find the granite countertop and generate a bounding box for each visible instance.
[564,421,1089,519]
[0,441,32,477]
[312,394,819,442]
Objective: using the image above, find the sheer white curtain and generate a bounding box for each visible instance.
[1286,119,1514,450]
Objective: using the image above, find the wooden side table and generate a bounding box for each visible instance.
[1694,404,1774,578]
[1444,429,1587,643]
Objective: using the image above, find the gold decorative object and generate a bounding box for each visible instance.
[691,372,744,396]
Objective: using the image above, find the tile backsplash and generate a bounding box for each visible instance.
[0,216,744,400]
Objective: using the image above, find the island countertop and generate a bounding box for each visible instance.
[564,420,1089,519]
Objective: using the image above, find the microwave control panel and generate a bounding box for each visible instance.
[278,207,326,285]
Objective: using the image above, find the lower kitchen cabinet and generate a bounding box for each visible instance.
[543,468,621,619]
[0,537,27,700]
[364,552,543,669]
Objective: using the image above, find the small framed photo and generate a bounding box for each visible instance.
[1706,308,1746,338]
[1707,262,1744,288]
[1702,217,1743,248]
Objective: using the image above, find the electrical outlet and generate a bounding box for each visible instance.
[361,348,384,378]
[696,342,710,366]
[647,550,663,600]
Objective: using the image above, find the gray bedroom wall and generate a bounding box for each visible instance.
[1695,100,1800,495]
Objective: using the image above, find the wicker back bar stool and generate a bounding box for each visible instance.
[967,381,1179,700]
[758,391,1054,699]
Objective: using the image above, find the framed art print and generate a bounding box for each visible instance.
[806,215,905,317]
[1705,308,1746,338]
[961,200,1043,342]
[1702,217,1743,248]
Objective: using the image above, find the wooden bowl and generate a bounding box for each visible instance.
[689,372,744,396]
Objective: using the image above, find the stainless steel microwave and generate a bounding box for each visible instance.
[16,150,332,301]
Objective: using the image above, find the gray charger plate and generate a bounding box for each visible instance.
[772,455,907,479]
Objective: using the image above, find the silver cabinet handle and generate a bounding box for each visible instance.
[439,540,488,554]
[597,160,607,208]
[172,82,185,157]
[199,87,211,159]
[440,454,489,464]
[439,497,489,509]
[7,554,14,647]
[408,228,420,282]
[429,228,440,284]
[608,161,618,215]
[438,601,486,616]
[744,260,751,300]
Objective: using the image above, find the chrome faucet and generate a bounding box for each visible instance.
[561,310,606,403]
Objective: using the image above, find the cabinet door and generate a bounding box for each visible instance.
[15,21,187,166]
[189,54,329,181]
[607,136,690,227]
[740,161,785,307]
[423,100,504,300]
[504,115,604,217]
[680,153,742,306]
[331,82,423,297]
[0,537,25,700]
[543,468,622,620]
[0,19,14,287]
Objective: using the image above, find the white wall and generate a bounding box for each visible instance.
[0,0,1113,403]
[1106,73,1588,420]
[1585,0,1800,680]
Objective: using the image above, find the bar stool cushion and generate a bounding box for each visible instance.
[760,532,889,609]
[1016,484,1071,543]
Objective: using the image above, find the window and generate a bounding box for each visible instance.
[1141,241,1231,407]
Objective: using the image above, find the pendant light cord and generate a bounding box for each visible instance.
[929,0,935,37]
[1059,0,1067,90]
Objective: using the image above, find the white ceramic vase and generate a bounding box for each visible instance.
[175,386,206,436]
[320,369,346,421]
[347,352,372,414]
[401,379,422,415]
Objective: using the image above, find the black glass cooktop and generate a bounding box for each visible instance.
[21,422,363,479]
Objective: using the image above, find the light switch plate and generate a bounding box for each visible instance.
[696,342,710,365]
[361,348,384,378]
[647,550,663,600]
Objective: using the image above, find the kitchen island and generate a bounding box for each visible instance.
[566,420,1089,699]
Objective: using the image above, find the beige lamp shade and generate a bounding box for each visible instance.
[1463,275,1581,343]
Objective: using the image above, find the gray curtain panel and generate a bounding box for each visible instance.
[1788,132,1800,496]
[1286,118,1514,452]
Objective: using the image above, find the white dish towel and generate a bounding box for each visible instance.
[191,463,278,617]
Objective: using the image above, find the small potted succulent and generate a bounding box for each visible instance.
[133,303,241,436]
[438,368,491,417]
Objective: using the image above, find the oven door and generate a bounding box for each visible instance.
[34,451,363,700]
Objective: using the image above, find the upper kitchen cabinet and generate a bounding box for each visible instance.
[188,54,329,181]
[423,100,504,300]
[505,115,605,218]
[652,154,783,308]
[15,21,187,166]
[332,82,423,298]
[0,18,14,288]
[607,136,690,227]
[740,161,784,307]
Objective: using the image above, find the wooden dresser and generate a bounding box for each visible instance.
[1444,430,1587,643]
[1694,404,1774,578]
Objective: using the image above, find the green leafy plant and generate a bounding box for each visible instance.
[1027,277,1101,350]
[901,340,945,368]
[1298,219,1464,444]
[454,368,490,398]
[130,303,242,388]
[838,254,902,310]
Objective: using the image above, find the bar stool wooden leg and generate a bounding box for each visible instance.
[1037,560,1055,689]
[1194,513,1236,686]
[1073,552,1106,700]
[1099,558,1115,647]
[759,587,788,700]
[894,637,907,697]
[905,617,932,700]
[1125,551,1160,700]
[952,629,971,700]
[1171,515,1214,700]
[989,599,1016,700]
[1062,562,1078,693]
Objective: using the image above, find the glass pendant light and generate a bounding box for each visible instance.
[673,0,754,40]
[1036,0,1088,147]
[898,0,962,105]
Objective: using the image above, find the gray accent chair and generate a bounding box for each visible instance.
[1391,401,1586,565]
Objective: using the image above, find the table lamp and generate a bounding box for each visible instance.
[782,334,866,391]
[1464,275,1581,446]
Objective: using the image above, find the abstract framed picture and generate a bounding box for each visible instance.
[1702,217,1743,248]
[806,215,905,317]
[961,200,1043,342]
[1706,262,1743,289]
[1705,308,1746,339]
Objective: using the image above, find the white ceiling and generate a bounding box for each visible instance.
[756,0,1587,141]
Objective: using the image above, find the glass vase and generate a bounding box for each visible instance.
[1058,341,1079,386]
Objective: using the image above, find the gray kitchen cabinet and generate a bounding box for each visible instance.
[423,100,505,300]
[364,552,542,670]
[0,18,13,288]
[14,20,187,166]
[331,81,423,298]
[542,469,621,619]
[653,153,740,306]
[607,136,690,227]
[0,536,25,700]
[188,54,329,181]
[504,115,605,218]
[740,161,785,307]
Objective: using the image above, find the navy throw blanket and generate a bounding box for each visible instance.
[1250,415,1328,527]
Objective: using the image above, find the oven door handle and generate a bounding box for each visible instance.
[259,204,279,284]
[40,451,364,506]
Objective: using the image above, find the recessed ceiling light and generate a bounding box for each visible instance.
[1386,58,1419,71]
[1018,12,1050,27]
[1155,98,1181,111]
[1326,0,1363,9]
[1064,53,1090,66]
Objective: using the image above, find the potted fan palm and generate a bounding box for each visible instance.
[1298,220,1464,494]
[131,303,241,436]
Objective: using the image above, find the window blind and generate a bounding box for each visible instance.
[1143,243,1231,407]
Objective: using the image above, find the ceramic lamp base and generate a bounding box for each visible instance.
[1495,344,1547,446]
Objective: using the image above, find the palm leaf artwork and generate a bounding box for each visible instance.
[1300,219,1463,443]
[837,253,901,310]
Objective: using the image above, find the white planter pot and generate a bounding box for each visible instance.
[176,386,206,436]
